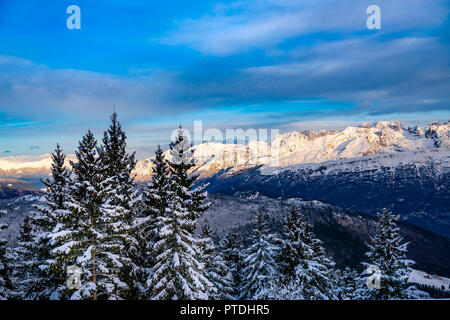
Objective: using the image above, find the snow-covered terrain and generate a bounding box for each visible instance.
[132,121,450,238]
[133,120,450,181]
[2,120,448,182]
[2,121,449,237]
[1,192,450,279]
[0,153,75,180]
[408,269,450,292]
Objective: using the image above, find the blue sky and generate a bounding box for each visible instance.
[0,0,449,159]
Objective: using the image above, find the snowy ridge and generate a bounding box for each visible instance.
[274,148,450,177]
[0,154,75,178]
[408,269,450,292]
[1,120,449,181]
[133,120,450,181]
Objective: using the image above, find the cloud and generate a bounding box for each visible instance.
[161,0,448,56]
[0,0,448,146]
[152,0,450,118]
[171,36,450,116]
[0,56,197,123]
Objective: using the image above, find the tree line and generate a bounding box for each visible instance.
[0,113,429,300]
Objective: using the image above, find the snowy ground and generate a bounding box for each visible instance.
[408,269,450,291]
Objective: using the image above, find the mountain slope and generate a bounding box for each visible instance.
[133,120,450,180]
[204,149,450,237]
[134,120,450,237]
[200,193,450,277]
[1,192,449,277]
[2,120,449,236]
[0,178,40,199]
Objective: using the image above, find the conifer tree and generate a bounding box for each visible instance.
[167,125,210,232]
[336,267,359,300]
[150,188,211,299]
[99,112,137,214]
[0,210,14,300]
[32,143,72,299]
[240,210,280,300]
[221,226,244,299]
[151,126,211,300]
[199,220,234,300]
[54,131,128,300]
[12,216,41,299]
[295,213,337,300]
[357,208,429,300]
[141,145,172,297]
[279,203,303,280]
[144,145,171,252]
[98,112,139,299]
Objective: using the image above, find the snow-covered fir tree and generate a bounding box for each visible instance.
[140,145,172,298]
[336,267,359,300]
[98,112,139,299]
[277,203,337,299]
[356,208,429,300]
[166,125,210,232]
[54,131,128,300]
[99,112,137,213]
[240,210,280,300]
[32,143,72,299]
[221,226,244,299]
[151,126,211,300]
[264,279,304,300]
[0,210,14,300]
[11,215,42,299]
[151,191,212,299]
[199,220,234,300]
[279,203,304,280]
[289,211,337,300]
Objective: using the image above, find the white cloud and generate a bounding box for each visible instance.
[160,0,447,56]
[0,56,189,122]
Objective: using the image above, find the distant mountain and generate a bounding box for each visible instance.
[134,120,450,237]
[1,192,449,278]
[0,178,39,199]
[0,154,74,186]
[134,120,450,180]
[2,120,449,235]
[0,154,53,178]
[3,120,448,181]
[203,149,450,237]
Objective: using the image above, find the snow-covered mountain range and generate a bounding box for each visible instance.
[133,120,450,180]
[0,154,75,181]
[1,120,449,236]
[135,120,450,238]
[1,120,448,181]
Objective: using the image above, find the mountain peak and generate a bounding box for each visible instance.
[1,120,449,183]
